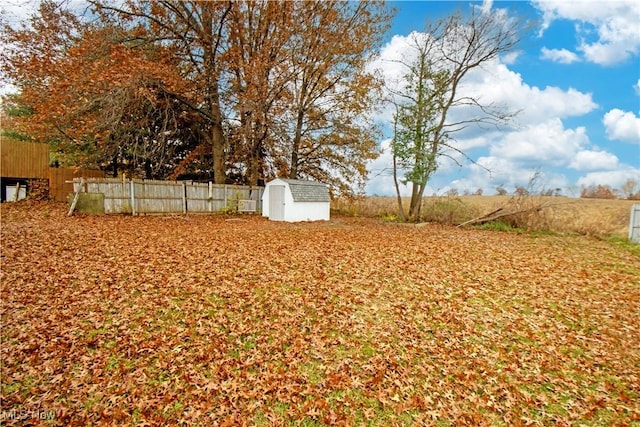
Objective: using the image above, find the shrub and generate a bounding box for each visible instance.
[621,179,638,199]
[514,186,529,196]
[479,220,520,233]
[331,196,396,218]
[494,193,554,232]
[420,197,480,225]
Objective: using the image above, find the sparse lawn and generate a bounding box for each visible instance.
[1,201,639,425]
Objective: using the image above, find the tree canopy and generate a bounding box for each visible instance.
[1,0,392,193]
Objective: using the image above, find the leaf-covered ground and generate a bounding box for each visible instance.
[1,202,639,426]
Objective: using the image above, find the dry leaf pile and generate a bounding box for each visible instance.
[1,202,638,425]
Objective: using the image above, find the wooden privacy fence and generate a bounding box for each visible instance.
[72,178,263,215]
[49,168,105,202]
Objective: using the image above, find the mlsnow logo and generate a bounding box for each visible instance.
[1,408,58,421]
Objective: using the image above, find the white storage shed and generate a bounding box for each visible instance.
[262,178,330,222]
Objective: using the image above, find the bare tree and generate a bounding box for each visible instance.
[621,178,638,199]
[389,5,528,220]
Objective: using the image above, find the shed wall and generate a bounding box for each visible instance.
[262,178,330,222]
[283,201,330,222]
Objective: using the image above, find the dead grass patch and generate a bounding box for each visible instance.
[333,195,636,239]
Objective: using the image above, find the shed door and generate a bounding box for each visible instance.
[269,185,285,221]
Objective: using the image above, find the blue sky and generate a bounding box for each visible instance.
[366,0,640,196]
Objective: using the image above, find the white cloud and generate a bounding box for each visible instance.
[533,0,640,66]
[367,32,423,124]
[635,79,640,95]
[1,0,91,28]
[540,47,580,64]
[458,61,597,124]
[470,156,524,185]
[0,82,19,96]
[603,109,640,143]
[501,50,521,65]
[466,156,569,194]
[569,150,619,171]
[365,139,411,196]
[490,119,589,166]
[0,2,32,26]
[576,167,640,189]
[479,0,493,16]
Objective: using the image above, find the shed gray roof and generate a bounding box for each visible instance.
[280,179,330,202]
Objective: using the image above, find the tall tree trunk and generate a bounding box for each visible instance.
[212,124,226,184]
[409,183,427,220]
[247,142,261,186]
[408,184,421,221]
[290,109,305,179]
[391,110,407,221]
[112,152,118,178]
[208,82,226,184]
[392,142,406,222]
[202,4,229,184]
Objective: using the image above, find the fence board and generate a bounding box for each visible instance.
[186,183,211,213]
[72,178,263,215]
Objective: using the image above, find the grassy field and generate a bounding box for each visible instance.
[1,201,639,425]
[333,195,638,239]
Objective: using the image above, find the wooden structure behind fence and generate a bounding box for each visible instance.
[0,139,106,201]
[73,178,263,215]
[1,140,49,179]
[49,168,105,202]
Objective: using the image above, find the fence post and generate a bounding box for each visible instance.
[630,204,640,243]
[13,182,20,202]
[130,179,136,215]
[67,178,84,216]
[208,182,213,212]
[182,182,187,214]
[224,184,228,209]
